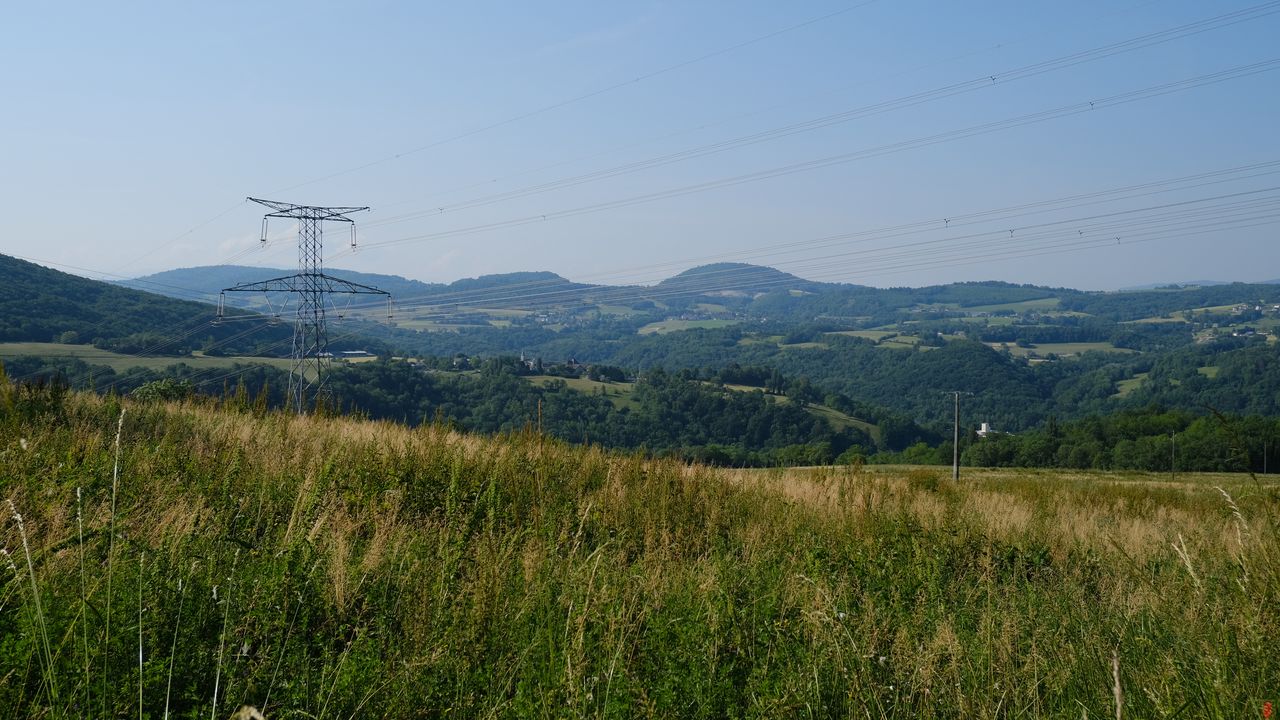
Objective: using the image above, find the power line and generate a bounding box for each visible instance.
[268,2,878,195]
[356,1,1280,231]
[335,185,1280,318]
[344,58,1280,262]
[338,160,1280,311]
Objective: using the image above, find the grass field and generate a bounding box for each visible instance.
[0,342,295,373]
[594,304,643,317]
[692,302,730,313]
[637,318,739,335]
[826,330,898,341]
[526,375,639,409]
[991,341,1137,358]
[1,385,1277,717]
[1130,304,1251,324]
[956,315,1018,325]
[958,296,1061,313]
[778,341,829,350]
[716,383,883,443]
[1113,372,1149,398]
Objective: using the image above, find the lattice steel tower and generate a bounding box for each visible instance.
[219,197,391,413]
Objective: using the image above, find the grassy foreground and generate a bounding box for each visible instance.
[0,381,1277,718]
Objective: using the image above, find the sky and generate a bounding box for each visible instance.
[2,0,1278,292]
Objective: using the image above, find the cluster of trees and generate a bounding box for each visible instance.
[1060,283,1280,321]
[6,346,1279,473]
[323,360,882,466]
[963,409,1279,474]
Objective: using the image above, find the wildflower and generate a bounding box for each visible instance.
[0,547,17,575]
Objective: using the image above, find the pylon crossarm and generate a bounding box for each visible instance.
[314,273,392,296]
[247,197,369,220]
[222,273,391,296]
[221,274,307,294]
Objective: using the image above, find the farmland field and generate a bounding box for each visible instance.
[990,341,1137,358]
[1113,372,1149,397]
[637,318,739,334]
[956,296,1062,313]
[527,374,639,409]
[0,342,295,372]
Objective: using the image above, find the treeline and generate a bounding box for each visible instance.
[8,346,1280,473]
[324,359,892,467]
[1060,283,1280,321]
[962,409,1279,474]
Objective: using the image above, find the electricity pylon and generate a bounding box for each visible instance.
[220,197,391,413]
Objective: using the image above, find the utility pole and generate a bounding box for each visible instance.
[1170,431,1176,482]
[946,391,973,480]
[220,198,391,414]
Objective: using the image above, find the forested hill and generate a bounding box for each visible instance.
[122,265,600,309]
[0,254,293,354]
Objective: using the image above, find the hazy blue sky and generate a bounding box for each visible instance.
[3,1,1278,291]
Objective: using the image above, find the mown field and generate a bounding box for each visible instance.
[637,319,739,335]
[0,376,1277,718]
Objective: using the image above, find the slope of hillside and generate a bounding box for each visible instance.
[2,382,1275,717]
[0,254,292,355]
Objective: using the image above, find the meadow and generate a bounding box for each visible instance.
[0,374,1276,718]
[0,343,296,374]
[637,319,740,335]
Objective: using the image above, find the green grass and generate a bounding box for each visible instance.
[714,383,882,442]
[736,334,784,346]
[1199,365,1220,379]
[1130,303,1250,324]
[956,315,1018,326]
[778,341,828,350]
[392,319,489,331]
[991,341,1136,358]
[826,330,897,341]
[879,336,924,350]
[636,319,739,335]
[526,375,639,410]
[0,342,295,373]
[802,404,881,443]
[594,304,642,317]
[1,382,1277,717]
[959,296,1061,313]
[1113,372,1149,398]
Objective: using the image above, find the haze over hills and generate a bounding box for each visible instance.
[119,265,600,307]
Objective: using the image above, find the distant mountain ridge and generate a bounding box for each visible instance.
[119,263,1280,323]
[121,265,599,309]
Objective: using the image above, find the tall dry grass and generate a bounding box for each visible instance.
[0,385,1276,717]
